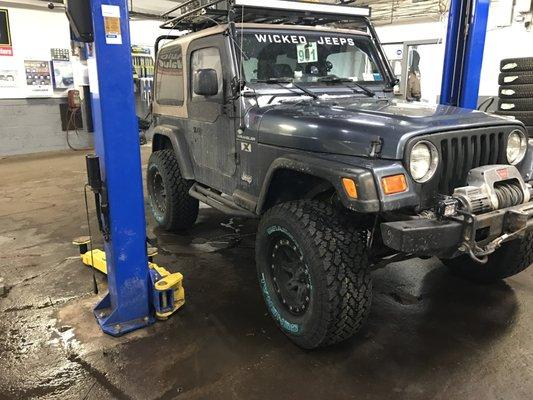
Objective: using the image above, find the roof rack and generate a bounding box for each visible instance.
[160,0,371,32]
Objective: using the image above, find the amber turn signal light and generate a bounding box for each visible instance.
[381,174,408,195]
[341,178,358,199]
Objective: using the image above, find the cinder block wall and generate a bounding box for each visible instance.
[0,99,93,157]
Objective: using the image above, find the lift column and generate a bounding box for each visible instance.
[87,0,154,335]
[440,0,490,109]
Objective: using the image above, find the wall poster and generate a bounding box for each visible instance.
[0,69,17,87]
[0,8,13,56]
[24,60,52,93]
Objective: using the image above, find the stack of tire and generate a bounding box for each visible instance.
[497,57,533,137]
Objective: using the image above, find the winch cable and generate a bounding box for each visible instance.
[495,181,524,208]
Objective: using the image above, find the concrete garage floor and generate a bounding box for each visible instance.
[1,147,532,400]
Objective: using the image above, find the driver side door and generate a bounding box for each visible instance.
[186,35,236,192]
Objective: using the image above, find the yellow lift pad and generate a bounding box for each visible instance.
[73,237,184,320]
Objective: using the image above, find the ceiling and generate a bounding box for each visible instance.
[21,0,449,25]
[128,0,182,15]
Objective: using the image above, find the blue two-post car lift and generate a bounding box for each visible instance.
[68,0,491,336]
[440,0,490,109]
[67,0,183,336]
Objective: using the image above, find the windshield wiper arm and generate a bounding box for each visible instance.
[290,81,319,100]
[351,81,375,97]
[317,76,375,97]
[256,78,319,100]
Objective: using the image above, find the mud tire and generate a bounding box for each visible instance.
[147,149,198,231]
[255,200,372,349]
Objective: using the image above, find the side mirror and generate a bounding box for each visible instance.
[193,68,218,96]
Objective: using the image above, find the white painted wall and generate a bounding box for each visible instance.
[129,19,182,49]
[0,7,71,98]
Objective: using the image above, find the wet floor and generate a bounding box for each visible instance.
[1,147,532,400]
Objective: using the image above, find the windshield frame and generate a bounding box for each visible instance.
[236,27,389,94]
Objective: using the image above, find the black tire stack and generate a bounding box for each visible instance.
[496,57,533,137]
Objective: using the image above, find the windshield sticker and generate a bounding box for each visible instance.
[254,34,355,47]
[297,42,318,64]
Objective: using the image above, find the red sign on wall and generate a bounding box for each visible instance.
[0,9,13,56]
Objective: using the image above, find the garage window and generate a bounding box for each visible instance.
[156,45,184,106]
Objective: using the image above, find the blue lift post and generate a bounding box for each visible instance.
[440,0,490,109]
[87,0,154,335]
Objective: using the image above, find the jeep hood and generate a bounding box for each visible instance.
[254,98,521,159]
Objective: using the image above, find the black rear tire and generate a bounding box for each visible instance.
[256,200,372,349]
[147,149,199,231]
[441,232,533,283]
[500,57,533,72]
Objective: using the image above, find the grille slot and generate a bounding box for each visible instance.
[438,131,506,194]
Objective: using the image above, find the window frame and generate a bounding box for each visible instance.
[155,44,185,107]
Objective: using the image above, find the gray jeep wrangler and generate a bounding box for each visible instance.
[147,1,533,349]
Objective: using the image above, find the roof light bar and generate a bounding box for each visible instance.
[233,0,371,17]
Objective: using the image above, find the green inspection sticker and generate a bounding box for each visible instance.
[297,42,318,64]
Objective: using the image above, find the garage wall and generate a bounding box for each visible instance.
[0,7,161,157]
[0,98,92,156]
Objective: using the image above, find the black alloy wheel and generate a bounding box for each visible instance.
[267,233,311,316]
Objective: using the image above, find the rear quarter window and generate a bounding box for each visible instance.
[156,45,184,106]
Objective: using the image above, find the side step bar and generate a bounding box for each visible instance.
[189,183,257,218]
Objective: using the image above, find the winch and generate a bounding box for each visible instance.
[451,165,532,214]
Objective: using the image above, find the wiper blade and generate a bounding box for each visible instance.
[317,75,375,97]
[317,76,352,83]
[255,78,293,84]
[256,78,319,100]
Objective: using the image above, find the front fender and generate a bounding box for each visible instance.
[256,154,381,214]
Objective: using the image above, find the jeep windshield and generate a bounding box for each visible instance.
[240,29,385,94]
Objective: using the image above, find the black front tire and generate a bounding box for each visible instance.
[147,149,199,231]
[256,200,372,349]
[442,232,533,283]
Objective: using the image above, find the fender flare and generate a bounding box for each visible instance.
[152,124,195,180]
[256,154,380,214]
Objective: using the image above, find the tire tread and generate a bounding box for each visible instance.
[259,200,372,348]
[148,149,198,231]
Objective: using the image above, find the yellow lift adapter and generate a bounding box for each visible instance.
[73,237,184,320]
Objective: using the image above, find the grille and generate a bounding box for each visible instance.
[438,131,507,194]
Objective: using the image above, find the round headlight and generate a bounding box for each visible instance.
[409,141,439,183]
[506,129,527,165]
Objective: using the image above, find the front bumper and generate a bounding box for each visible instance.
[381,200,533,258]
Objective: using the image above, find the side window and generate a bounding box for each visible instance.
[190,47,223,100]
[155,45,184,106]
